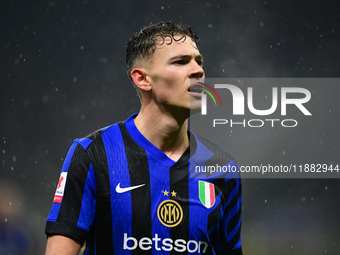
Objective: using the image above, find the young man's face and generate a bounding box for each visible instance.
[145,35,205,117]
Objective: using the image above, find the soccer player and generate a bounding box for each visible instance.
[45,21,242,255]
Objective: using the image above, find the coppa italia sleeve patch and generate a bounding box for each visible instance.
[53,172,68,203]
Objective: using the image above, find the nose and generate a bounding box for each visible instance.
[189,61,204,79]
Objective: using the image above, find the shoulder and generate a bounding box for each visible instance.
[195,134,225,152]
[73,114,138,151]
[73,122,122,151]
[192,132,236,163]
[190,131,240,180]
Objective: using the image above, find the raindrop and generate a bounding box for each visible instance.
[100,58,108,64]
[23,98,31,108]
[42,95,49,104]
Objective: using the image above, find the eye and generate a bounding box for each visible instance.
[174,59,187,65]
[196,60,203,66]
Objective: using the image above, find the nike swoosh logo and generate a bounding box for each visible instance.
[116,183,145,193]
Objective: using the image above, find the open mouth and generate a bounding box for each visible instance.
[188,83,204,94]
[189,87,203,93]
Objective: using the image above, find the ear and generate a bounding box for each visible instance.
[131,68,151,92]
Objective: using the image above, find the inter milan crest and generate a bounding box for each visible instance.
[198,181,215,208]
[157,199,183,227]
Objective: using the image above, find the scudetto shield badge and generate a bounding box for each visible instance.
[198,181,215,208]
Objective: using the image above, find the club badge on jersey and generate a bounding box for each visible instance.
[198,181,215,208]
[53,172,68,203]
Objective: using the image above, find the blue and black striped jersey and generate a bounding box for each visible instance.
[45,114,242,255]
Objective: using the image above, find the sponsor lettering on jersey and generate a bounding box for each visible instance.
[157,199,183,227]
[123,233,209,253]
[53,172,68,203]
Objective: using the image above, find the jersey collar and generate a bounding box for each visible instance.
[124,114,197,168]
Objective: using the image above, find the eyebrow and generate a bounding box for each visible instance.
[169,54,204,62]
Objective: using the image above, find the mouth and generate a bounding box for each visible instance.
[188,83,204,96]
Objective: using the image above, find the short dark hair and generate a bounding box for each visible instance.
[126,21,199,98]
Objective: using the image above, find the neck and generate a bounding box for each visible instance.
[134,106,189,162]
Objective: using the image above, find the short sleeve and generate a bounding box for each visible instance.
[45,141,96,244]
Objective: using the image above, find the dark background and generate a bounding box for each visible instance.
[1,0,339,254]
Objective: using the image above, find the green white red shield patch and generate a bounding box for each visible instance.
[198,181,215,208]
